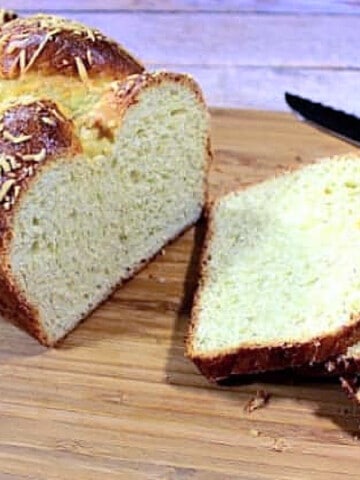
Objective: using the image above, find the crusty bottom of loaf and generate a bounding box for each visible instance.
[297,342,360,378]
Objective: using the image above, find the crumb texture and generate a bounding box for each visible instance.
[9,77,209,344]
[193,155,360,353]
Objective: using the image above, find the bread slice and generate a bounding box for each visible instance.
[0,71,211,346]
[187,154,360,381]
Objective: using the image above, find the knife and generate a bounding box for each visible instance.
[285,92,360,147]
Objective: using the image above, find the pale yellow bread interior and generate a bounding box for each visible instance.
[9,77,209,344]
[192,155,360,356]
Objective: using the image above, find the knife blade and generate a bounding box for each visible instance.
[285,92,360,147]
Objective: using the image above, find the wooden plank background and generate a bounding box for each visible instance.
[2,0,360,111]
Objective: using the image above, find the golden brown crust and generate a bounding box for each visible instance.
[0,14,144,80]
[189,323,360,382]
[0,98,81,345]
[0,98,81,211]
[0,259,47,344]
[0,71,207,219]
[88,71,209,133]
[297,351,360,377]
[111,71,207,105]
[186,198,360,382]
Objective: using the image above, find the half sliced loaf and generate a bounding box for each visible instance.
[187,154,360,381]
[0,71,210,346]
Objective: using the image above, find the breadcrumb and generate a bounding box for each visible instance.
[270,437,288,453]
[244,390,271,413]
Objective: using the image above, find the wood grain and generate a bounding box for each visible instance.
[0,109,359,480]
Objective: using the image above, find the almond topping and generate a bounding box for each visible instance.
[50,108,65,122]
[0,155,11,173]
[86,48,92,66]
[86,28,96,42]
[23,34,49,73]
[7,156,20,170]
[41,116,56,126]
[75,56,88,83]
[0,33,10,48]
[22,148,46,163]
[0,179,15,202]
[8,56,19,77]
[19,49,26,73]
[13,185,20,200]
[3,131,32,143]
[47,28,61,39]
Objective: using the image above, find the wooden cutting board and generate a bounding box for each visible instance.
[0,109,359,480]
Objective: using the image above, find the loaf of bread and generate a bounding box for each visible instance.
[187,154,360,381]
[0,14,211,345]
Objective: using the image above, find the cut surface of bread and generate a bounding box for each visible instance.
[187,154,360,381]
[0,72,210,345]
